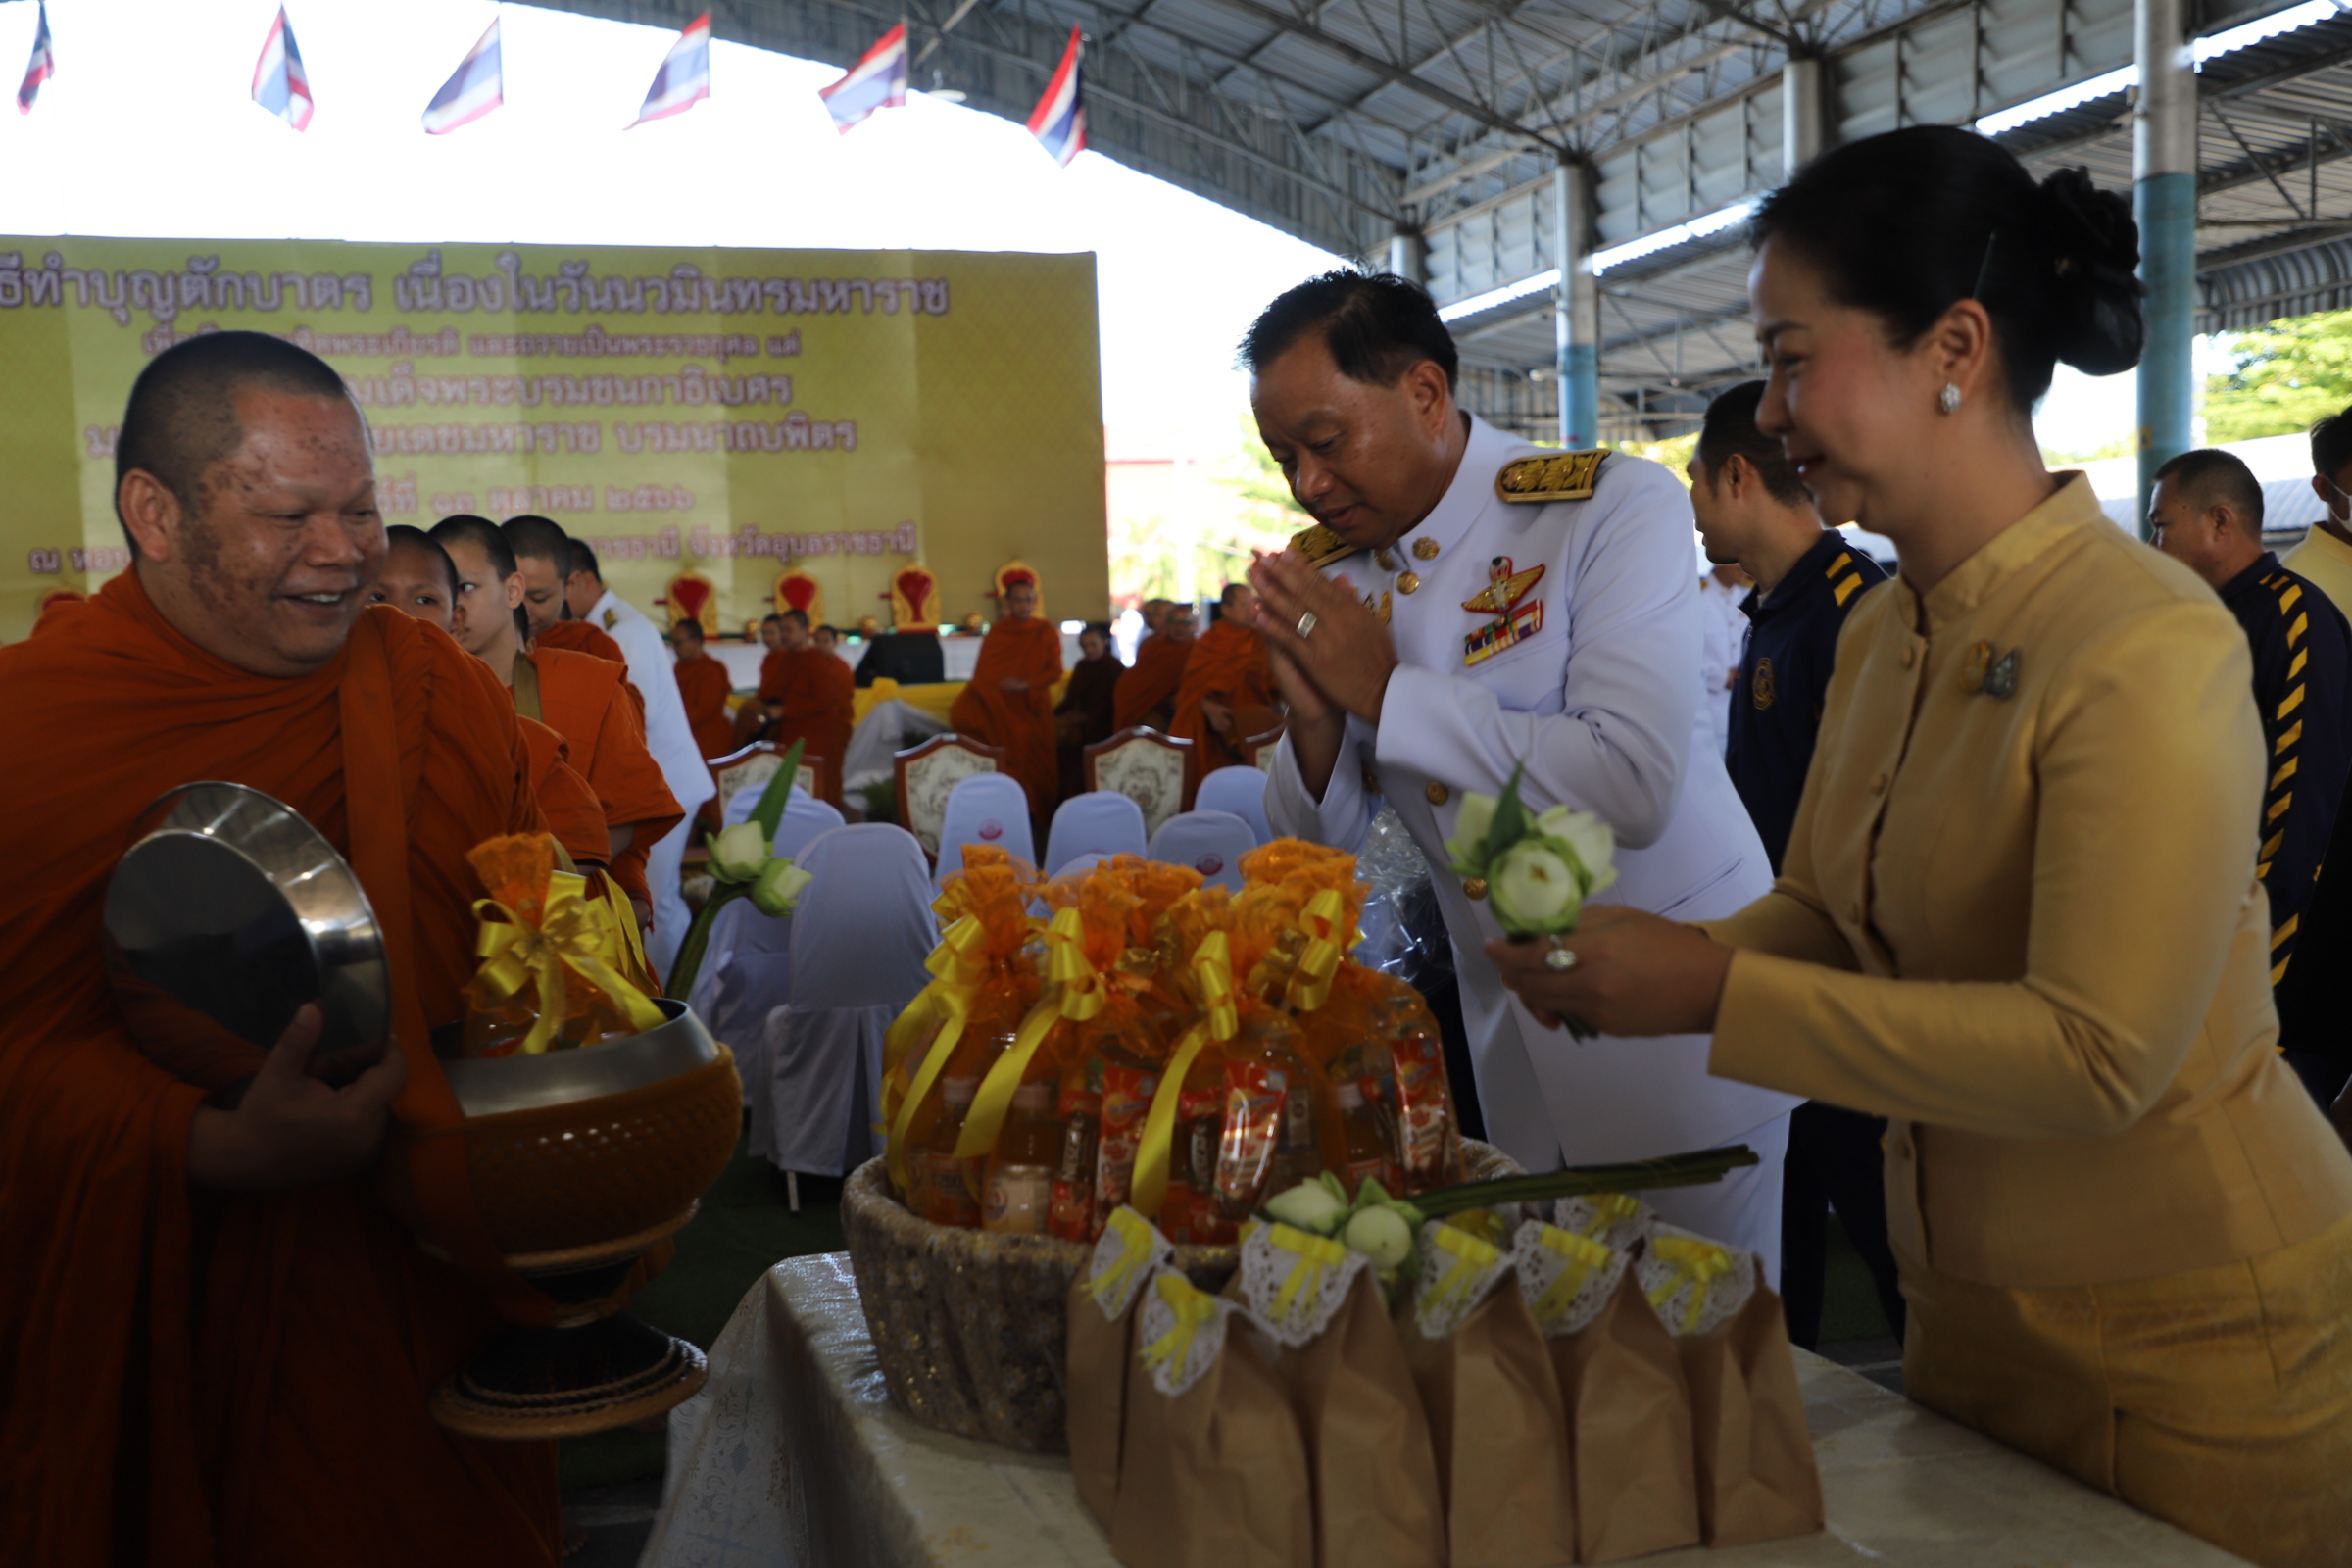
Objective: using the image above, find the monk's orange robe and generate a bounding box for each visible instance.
[522,646,682,912]
[949,616,1062,828]
[760,647,856,806]
[517,714,613,871]
[1114,633,1192,733]
[1171,618,1280,784]
[673,653,735,764]
[0,578,558,1567]
[535,616,626,666]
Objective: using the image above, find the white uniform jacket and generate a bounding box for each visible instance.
[1267,415,1798,1170]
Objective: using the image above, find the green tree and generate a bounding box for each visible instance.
[2204,311,2352,444]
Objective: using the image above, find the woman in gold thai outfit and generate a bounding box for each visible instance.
[1490,124,2352,1568]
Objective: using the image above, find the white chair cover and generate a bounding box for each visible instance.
[723,781,811,829]
[1053,851,1117,879]
[1147,809,1258,893]
[690,794,845,1079]
[1043,790,1149,875]
[1196,765,1272,844]
[841,699,951,798]
[752,824,937,1177]
[933,772,1035,882]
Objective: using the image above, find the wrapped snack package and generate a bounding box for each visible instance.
[1396,1221,1577,1568]
[1067,1207,1175,1528]
[1231,1222,1446,1568]
[462,833,667,1057]
[1636,1227,1824,1547]
[1516,1220,1699,1563]
[1109,1271,1313,1568]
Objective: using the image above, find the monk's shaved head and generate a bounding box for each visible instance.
[370,524,460,633]
[502,514,572,641]
[432,514,515,582]
[430,514,527,659]
[563,537,604,620]
[116,330,355,549]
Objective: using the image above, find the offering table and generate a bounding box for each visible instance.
[640,1253,2251,1568]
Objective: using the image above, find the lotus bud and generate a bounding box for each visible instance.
[1344,1203,1414,1269]
[1489,839,1586,935]
[708,821,769,883]
[1266,1180,1348,1235]
[749,858,813,917]
[1446,790,1498,873]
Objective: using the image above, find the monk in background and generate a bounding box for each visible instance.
[1057,619,1123,798]
[738,613,787,744]
[370,525,612,874]
[0,330,558,1565]
[950,577,1062,832]
[1115,600,1195,732]
[759,609,855,806]
[432,515,680,928]
[1171,584,1280,784]
[670,616,736,829]
[536,611,626,666]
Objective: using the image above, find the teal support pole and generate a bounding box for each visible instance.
[1555,159,1600,449]
[2134,0,2195,536]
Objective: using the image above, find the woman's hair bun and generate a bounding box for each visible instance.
[2036,166,2144,377]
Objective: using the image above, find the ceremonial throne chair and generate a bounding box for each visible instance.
[1083,726,1193,838]
[892,732,1004,860]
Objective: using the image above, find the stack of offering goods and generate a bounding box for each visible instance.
[1069,1167,1821,1568]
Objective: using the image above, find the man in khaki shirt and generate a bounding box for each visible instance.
[2289,406,2352,616]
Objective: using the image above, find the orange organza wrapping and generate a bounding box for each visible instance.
[460,833,647,1057]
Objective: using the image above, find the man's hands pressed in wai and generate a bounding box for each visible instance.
[186,1004,407,1191]
[1247,547,1400,725]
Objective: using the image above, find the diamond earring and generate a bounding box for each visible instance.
[1938,383,1963,415]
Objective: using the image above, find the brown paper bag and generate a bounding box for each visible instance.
[1396,1221,1577,1568]
[1639,1231,1824,1547]
[1231,1222,1446,1568]
[1068,1208,1175,1529]
[1109,1270,1314,1568]
[1519,1223,1698,1564]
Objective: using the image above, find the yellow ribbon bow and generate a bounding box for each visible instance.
[883,915,993,1190]
[1421,1221,1502,1323]
[1129,932,1242,1217]
[1284,889,1355,1013]
[472,870,666,1055]
[1647,1235,1737,1335]
[1533,1226,1616,1325]
[1088,1208,1161,1312]
[1142,1272,1220,1385]
[954,907,1102,1162]
[1267,1222,1349,1330]
[1578,1192,1643,1238]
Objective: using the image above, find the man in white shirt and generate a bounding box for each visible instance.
[1243,270,1796,1266]
[1696,563,1752,757]
[549,533,717,978]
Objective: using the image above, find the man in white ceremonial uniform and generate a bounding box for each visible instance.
[1244,271,1796,1269]
[564,538,716,978]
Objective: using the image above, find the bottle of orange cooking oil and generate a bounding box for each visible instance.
[983,1080,1060,1234]
[919,1075,983,1228]
[1212,1005,1332,1222]
[1333,1080,1396,1198]
[892,964,1038,1204]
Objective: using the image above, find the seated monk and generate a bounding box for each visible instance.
[1115,600,1195,732]
[0,330,559,1563]
[1056,619,1123,798]
[738,613,787,745]
[669,616,736,829]
[949,578,1061,832]
[1171,585,1281,785]
[758,610,855,806]
[370,525,611,873]
[431,514,681,927]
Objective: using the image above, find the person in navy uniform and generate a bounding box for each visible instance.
[1241,270,1797,1263]
[2152,447,2352,1102]
[1686,379,1898,1348]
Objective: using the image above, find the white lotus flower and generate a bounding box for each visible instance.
[709,821,769,883]
[1490,840,1585,935]
[1446,790,1498,873]
[1266,1180,1349,1235]
[1344,1203,1415,1268]
[749,859,813,916]
[1534,805,1619,897]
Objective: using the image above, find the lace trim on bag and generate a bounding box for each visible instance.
[1135,1268,1236,1396]
[1553,1192,1654,1254]
[1410,1219,1514,1340]
[1514,1220,1631,1338]
[1633,1224,1756,1338]
[1237,1221,1367,1347]
[1086,1206,1173,1321]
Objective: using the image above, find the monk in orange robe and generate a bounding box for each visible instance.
[371,524,611,873]
[949,577,1062,831]
[1171,585,1281,784]
[671,615,737,762]
[1114,601,1195,732]
[758,609,856,806]
[433,516,681,920]
[536,614,627,666]
[1,331,558,1565]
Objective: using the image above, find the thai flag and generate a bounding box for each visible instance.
[819,23,906,134]
[628,10,710,128]
[1026,26,1085,167]
[250,6,315,131]
[16,1,54,117]
[422,18,502,135]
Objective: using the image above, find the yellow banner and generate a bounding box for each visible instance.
[0,238,1106,642]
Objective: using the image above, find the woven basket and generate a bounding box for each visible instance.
[841,1138,1522,1452]
[381,1047,743,1257]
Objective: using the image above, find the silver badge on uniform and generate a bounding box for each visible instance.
[1983,649,2020,700]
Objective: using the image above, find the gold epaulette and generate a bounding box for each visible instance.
[1495,449,1608,504]
[1289,523,1361,569]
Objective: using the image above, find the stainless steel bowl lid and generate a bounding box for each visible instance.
[440,998,718,1118]
[104,781,389,1078]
